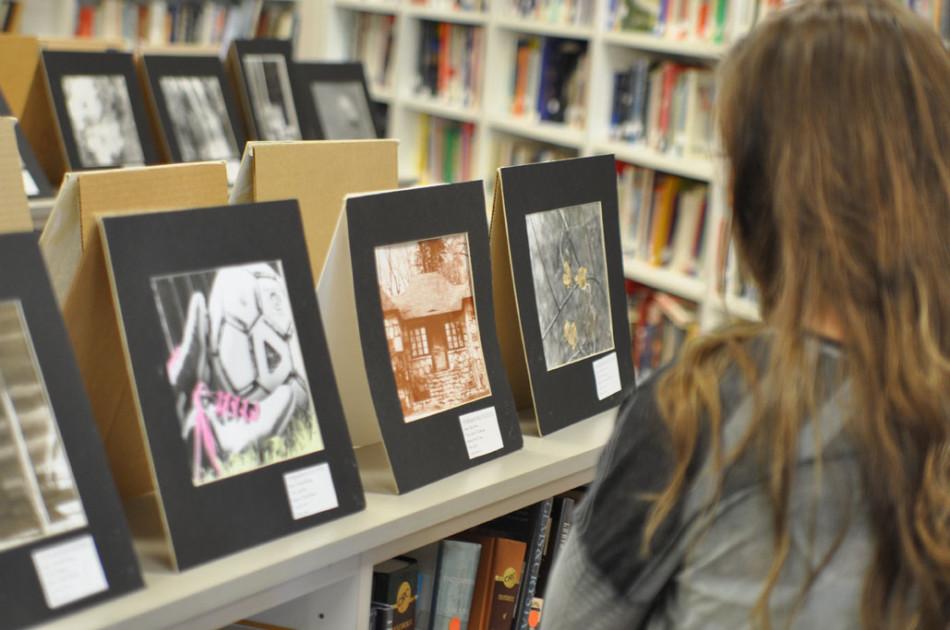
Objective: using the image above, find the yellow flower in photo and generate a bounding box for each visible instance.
[575,266,588,289]
[562,260,573,287]
[563,320,578,349]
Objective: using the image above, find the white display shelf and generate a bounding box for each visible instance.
[722,294,762,321]
[41,411,616,630]
[602,30,727,60]
[334,0,400,14]
[597,140,715,181]
[488,114,587,148]
[623,256,707,302]
[368,84,395,103]
[404,5,489,24]
[402,94,481,122]
[493,15,595,39]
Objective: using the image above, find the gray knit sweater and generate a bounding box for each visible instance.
[542,339,870,629]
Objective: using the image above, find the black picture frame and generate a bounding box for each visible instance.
[41,50,159,171]
[139,54,246,174]
[229,38,303,142]
[348,182,522,493]
[0,233,142,628]
[0,86,54,199]
[100,201,365,570]
[293,61,379,140]
[498,155,635,433]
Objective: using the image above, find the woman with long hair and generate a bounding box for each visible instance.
[541,0,950,627]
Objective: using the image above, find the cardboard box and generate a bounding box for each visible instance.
[0,117,31,233]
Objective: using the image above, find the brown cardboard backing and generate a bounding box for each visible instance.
[0,117,31,233]
[0,34,40,117]
[488,175,534,416]
[41,163,228,500]
[241,139,398,282]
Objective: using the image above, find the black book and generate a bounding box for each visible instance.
[512,498,554,630]
[535,496,576,600]
[373,557,419,630]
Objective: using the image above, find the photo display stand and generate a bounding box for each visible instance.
[41,49,160,177]
[139,53,247,185]
[0,117,33,233]
[293,62,379,140]
[490,155,634,435]
[0,88,55,206]
[228,39,302,142]
[229,139,398,282]
[38,163,229,515]
[318,181,523,494]
[0,233,142,628]
[98,200,364,571]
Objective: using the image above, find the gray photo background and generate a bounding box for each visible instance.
[525,202,615,371]
[62,74,145,168]
[160,75,239,162]
[311,81,375,140]
[0,301,86,553]
[243,54,301,141]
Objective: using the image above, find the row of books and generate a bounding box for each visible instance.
[415,21,484,107]
[502,0,596,27]
[609,0,770,44]
[417,115,477,183]
[617,163,708,275]
[628,285,698,383]
[72,0,295,47]
[495,135,576,169]
[371,490,582,630]
[352,12,396,93]
[510,36,588,127]
[410,0,487,12]
[610,58,715,158]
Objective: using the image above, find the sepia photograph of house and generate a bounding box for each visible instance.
[375,234,491,423]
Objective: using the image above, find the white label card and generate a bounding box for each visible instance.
[31,535,109,610]
[459,407,504,460]
[593,353,622,400]
[284,462,339,520]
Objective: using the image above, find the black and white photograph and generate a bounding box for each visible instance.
[0,300,87,553]
[243,54,301,141]
[311,81,376,140]
[525,201,614,371]
[152,261,324,486]
[159,75,240,163]
[62,74,145,168]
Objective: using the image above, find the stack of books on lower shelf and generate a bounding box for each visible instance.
[371,489,585,630]
[627,285,699,383]
[416,115,477,183]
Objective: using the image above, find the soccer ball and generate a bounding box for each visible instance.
[206,263,307,403]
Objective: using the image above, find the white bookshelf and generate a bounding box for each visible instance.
[307,0,761,329]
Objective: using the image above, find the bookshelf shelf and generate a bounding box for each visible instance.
[623,257,707,302]
[404,5,489,24]
[369,84,396,103]
[602,30,726,61]
[721,294,762,321]
[41,410,616,630]
[493,16,595,39]
[335,0,400,15]
[598,140,715,181]
[403,94,480,122]
[488,114,586,148]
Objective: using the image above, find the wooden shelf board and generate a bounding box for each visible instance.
[602,30,727,61]
[404,6,489,24]
[596,140,715,181]
[494,16,594,39]
[402,95,481,122]
[622,257,707,302]
[488,114,586,148]
[334,0,401,14]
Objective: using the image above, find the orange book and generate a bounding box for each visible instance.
[75,5,96,36]
[467,536,527,630]
[512,41,531,116]
[437,23,451,96]
[650,177,682,266]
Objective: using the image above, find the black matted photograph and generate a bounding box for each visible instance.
[152,261,324,486]
[295,62,379,140]
[231,40,302,141]
[525,202,614,371]
[42,50,158,171]
[0,233,141,628]
[0,301,87,553]
[61,75,145,168]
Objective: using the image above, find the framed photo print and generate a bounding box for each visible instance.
[41,50,159,171]
[490,155,634,435]
[0,233,141,627]
[140,54,246,184]
[318,181,522,494]
[228,39,302,142]
[99,200,364,570]
[294,62,378,140]
[0,86,54,199]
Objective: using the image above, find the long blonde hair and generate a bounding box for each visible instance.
[645,0,950,627]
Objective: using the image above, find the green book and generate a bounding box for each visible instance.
[430,540,482,630]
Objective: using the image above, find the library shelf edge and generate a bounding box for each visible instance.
[39,409,617,630]
[488,114,587,149]
[334,0,400,15]
[403,5,490,25]
[402,94,481,122]
[601,30,727,61]
[623,256,707,302]
[598,140,715,182]
[493,15,595,39]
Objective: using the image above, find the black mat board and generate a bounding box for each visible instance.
[0,86,54,198]
[499,155,635,433]
[293,61,379,140]
[0,233,142,628]
[100,201,364,570]
[41,50,160,171]
[140,54,246,164]
[348,182,522,493]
